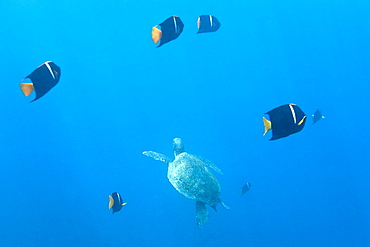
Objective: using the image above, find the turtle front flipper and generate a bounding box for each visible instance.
[142,151,171,164]
[196,201,209,228]
[193,155,223,174]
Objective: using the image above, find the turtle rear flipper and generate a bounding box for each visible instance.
[219,198,230,209]
[142,151,171,164]
[196,201,209,228]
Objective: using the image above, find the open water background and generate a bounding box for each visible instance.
[0,0,369,246]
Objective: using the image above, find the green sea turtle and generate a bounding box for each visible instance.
[142,138,229,227]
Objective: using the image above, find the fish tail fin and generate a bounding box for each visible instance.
[108,195,114,209]
[151,27,162,44]
[262,117,271,136]
[20,83,34,97]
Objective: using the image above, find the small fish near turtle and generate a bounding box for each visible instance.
[262,103,307,140]
[20,61,61,102]
[241,182,251,196]
[142,138,229,227]
[151,16,184,47]
[108,192,127,214]
[312,109,325,125]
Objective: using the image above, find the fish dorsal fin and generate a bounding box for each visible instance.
[142,151,171,164]
[108,195,114,209]
[20,83,34,97]
[262,117,271,135]
[194,155,223,174]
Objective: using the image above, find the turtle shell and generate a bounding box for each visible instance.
[167,152,221,207]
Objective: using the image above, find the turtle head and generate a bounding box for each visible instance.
[173,138,185,156]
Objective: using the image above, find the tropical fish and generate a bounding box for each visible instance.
[152,16,184,47]
[197,15,221,33]
[241,182,251,195]
[20,61,61,102]
[263,104,307,140]
[312,109,325,124]
[108,192,127,214]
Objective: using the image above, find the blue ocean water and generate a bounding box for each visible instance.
[0,0,369,246]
